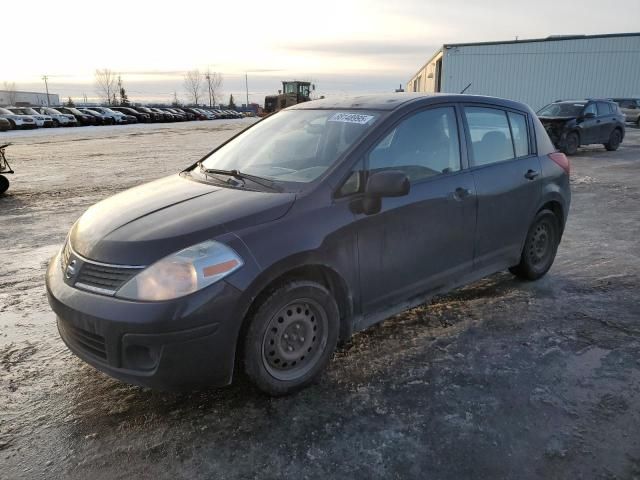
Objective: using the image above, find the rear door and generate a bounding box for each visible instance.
[462,105,542,271]
[596,102,616,142]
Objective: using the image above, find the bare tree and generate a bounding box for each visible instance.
[94,69,117,105]
[3,82,18,105]
[184,69,204,105]
[204,69,223,107]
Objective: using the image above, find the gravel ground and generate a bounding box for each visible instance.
[1,120,639,480]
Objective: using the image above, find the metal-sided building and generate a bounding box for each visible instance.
[407,32,640,110]
[0,90,60,107]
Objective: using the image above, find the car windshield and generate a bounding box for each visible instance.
[0,108,13,115]
[538,102,585,117]
[200,109,379,184]
[22,108,39,115]
[68,108,83,115]
[47,108,62,114]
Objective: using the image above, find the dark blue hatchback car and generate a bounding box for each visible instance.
[46,93,571,395]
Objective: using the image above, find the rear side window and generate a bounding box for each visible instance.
[596,102,611,116]
[464,107,514,166]
[508,112,530,158]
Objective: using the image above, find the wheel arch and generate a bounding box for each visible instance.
[233,258,355,374]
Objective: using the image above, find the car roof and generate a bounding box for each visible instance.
[289,93,529,111]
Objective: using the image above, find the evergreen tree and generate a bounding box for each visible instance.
[228,94,235,109]
[66,97,75,107]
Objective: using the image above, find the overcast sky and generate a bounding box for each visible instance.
[3,0,639,104]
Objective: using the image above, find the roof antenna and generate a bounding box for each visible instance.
[460,83,472,94]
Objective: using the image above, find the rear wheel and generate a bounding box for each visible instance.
[0,175,9,194]
[243,281,339,396]
[509,209,560,281]
[604,129,622,151]
[8,120,16,130]
[562,132,579,155]
[52,119,60,127]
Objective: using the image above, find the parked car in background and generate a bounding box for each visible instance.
[0,118,10,132]
[56,107,97,126]
[8,107,54,128]
[47,93,571,395]
[0,107,37,129]
[87,107,128,124]
[111,107,151,123]
[611,98,640,126]
[181,107,207,120]
[79,108,115,125]
[159,108,185,121]
[172,108,195,121]
[134,106,163,122]
[150,108,175,122]
[35,107,78,127]
[537,99,625,155]
[195,108,217,120]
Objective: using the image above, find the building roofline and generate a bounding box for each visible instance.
[408,48,443,84]
[0,90,58,96]
[443,31,640,49]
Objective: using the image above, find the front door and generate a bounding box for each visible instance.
[351,105,477,316]
[579,103,600,144]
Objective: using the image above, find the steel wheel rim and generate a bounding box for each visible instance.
[528,220,554,266]
[261,298,329,381]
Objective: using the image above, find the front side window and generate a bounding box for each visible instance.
[367,107,461,182]
[464,107,514,166]
[201,110,379,184]
[584,103,597,116]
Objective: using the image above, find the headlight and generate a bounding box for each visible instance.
[115,240,243,301]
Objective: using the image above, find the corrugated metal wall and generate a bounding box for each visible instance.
[441,35,640,110]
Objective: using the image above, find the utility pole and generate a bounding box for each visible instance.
[42,75,50,106]
[245,73,249,109]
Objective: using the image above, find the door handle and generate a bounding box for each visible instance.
[524,169,539,180]
[452,187,471,200]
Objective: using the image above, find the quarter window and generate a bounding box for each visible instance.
[464,107,515,166]
[584,103,597,116]
[368,107,461,182]
[508,112,530,157]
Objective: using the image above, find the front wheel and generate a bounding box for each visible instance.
[509,210,560,281]
[562,132,579,156]
[0,175,9,194]
[604,129,622,151]
[243,281,339,396]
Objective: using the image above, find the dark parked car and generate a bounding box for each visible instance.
[46,94,571,395]
[134,106,162,122]
[537,99,625,155]
[111,107,151,123]
[611,98,640,126]
[56,107,97,126]
[78,108,115,125]
[181,107,207,120]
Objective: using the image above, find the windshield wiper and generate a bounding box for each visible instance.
[197,163,282,192]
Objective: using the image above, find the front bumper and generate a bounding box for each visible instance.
[46,251,245,390]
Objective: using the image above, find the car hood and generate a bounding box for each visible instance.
[70,174,296,265]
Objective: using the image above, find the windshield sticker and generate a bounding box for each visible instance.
[328,113,375,125]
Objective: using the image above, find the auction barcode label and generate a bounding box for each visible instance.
[328,113,375,125]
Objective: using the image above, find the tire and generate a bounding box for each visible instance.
[509,209,560,281]
[604,129,622,151]
[8,120,16,130]
[53,119,60,128]
[0,175,9,194]
[243,281,339,396]
[562,132,579,156]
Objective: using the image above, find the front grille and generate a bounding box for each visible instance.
[59,320,107,360]
[76,263,142,295]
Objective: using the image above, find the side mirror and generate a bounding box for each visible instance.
[361,170,410,215]
[583,111,596,119]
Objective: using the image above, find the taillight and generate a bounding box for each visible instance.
[548,152,570,174]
